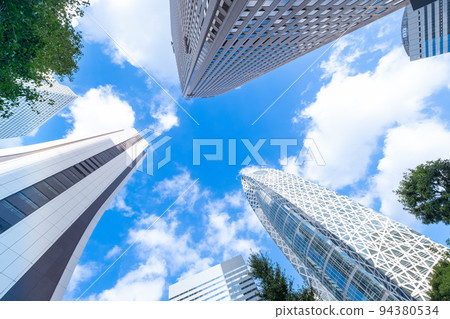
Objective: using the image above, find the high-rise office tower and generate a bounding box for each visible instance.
[242,168,447,301]
[170,0,408,98]
[0,129,148,300]
[0,81,77,139]
[169,255,259,301]
[402,1,449,61]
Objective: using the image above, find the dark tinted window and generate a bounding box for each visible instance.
[5,192,39,215]
[21,186,50,207]
[68,167,84,180]
[0,201,25,224]
[34,181,59,200]
[85,158,99,169]
[79,161,94,173]
[45,176,67,193]
[74,164,89,177]
[63,169,81,184]
[90,157,102,168]
[54,172,74,188]
[0,217,12,233]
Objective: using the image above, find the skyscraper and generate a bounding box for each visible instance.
[242,168,447,301]
[0,81,77,139]
[0,129,148,300]
[170,0,408,98]
[169,255,259,301]
[402,1,449,61]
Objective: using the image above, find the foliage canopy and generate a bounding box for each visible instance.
[248,252,317,301]
[0,0,89,118]
[395,158,450,225]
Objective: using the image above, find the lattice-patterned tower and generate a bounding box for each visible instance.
[242,168,447,301]
[170,0,408,98]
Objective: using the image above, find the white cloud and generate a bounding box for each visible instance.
[64,85,135,139]
[66,262,98,296]
[152,169,207,211]
[0,137,23,149]
[202,191,264,260]
[147,92,179,133]
[88,169,265,300]
[280,156,301,176]
[77,1,183,134]
[105,245,122,260]
[95,257,167,301]
[368,120,450,225]
[298,45,450,189]
[110,187,135,217]
[79,0,178,85]
[238,165,265,176]
[320,38,365,79]
[88,213,212,300]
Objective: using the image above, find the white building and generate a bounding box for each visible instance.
[242,168,448,301]
[402,1,449,61]
[169,255,259,301]
[0,81,77,139]
[0,129,148,300]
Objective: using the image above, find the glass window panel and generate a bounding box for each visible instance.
[86,158,99,169]
[45,176,67,194]
[60,169,79,184]
[0,200,25,224]
[0,216,12,234]
[21,186,50,207]
[82,160,96,172]
[79,162,94,174]
[34,181,59,200]
[74,164,89,177]
[5,192,39,215]
[54,172,74,188]
[93,154,106,165]
[68,167,84,181]
[90,156,103,167]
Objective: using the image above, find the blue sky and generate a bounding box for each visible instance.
[1,1,450,301]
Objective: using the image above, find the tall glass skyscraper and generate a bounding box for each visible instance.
[242,168,447,301]
[402,1,449,61]
[0,129,148,300]
[170,0,408,98]
[169,255,259,301]
[0,81,77,139]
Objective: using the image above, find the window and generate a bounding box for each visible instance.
[5,192,39,216]
[21,186,50,207]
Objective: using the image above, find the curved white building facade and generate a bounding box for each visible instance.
[0,129,148,300]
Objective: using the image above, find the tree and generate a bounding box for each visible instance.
[395,159,450,225]
[395,159,450,300]
[248,252,318,301]
[0,0,89,118]
[428,243,450,301]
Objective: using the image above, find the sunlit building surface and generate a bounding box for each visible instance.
[170,0,408,98]
[0,81,77,139]
[242,168,447,301]
[169,255,259,301]
[0,129,148,300]
[402,1,449,61]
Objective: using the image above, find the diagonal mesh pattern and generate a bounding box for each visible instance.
[242,168,447,301]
